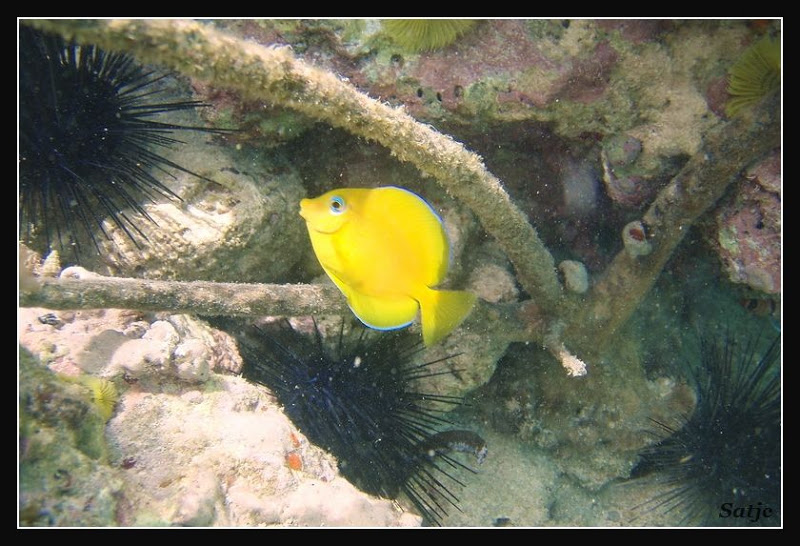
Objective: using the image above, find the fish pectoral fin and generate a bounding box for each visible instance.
[418,288,477,346]
[321,265,353,296]
[345,289,419,331]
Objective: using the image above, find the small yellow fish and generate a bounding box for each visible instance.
[300,186,476,346]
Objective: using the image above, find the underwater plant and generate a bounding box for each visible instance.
[232,317,485,525]
[630,331,780,526]
[382,19,476,52]
[725,35,781,118]
[19,26,226,260]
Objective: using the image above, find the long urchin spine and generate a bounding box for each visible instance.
[19,25,226,259]
[631,332,780,526]
[231,318,481,525]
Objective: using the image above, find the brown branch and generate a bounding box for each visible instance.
[20,20,779,373]
[24,18,563,315]
[19,270,534,344]
[563,92,781,356]
[20,274,348,317]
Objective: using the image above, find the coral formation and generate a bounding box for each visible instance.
[18,19,782,527]
[600,134,660,209]
[711,150,781,294]
[81,151,309,283]
[18,308,421,526]
[566,90,779,352]
[19,347,122,525]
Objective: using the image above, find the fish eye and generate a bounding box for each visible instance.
[329,196,346,215]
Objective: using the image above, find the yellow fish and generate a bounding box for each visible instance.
[299,186,476,346]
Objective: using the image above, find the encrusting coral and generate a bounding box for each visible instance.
[18,19,782,528]
[24,20,561,308]
[20,19,780,368]
[564,90,779,354]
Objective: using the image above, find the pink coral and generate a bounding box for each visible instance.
[713,150,781,294]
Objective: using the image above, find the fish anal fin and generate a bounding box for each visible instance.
[345,289,419,331]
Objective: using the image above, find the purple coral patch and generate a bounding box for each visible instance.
[713,151,781,294]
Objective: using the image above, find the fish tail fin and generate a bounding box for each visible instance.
[419,288,477,347]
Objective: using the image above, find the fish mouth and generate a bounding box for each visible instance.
[299,199,311,220]
[298,198,340,234]
[307,224,339,235]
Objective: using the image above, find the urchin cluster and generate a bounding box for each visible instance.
[229,317,483,526]
[631,331,781,526]
[19,25,224,259]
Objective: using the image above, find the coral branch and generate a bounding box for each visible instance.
[20,20,777,374]
[564,92,781,356]
[20,268,349,317]
[24,18,562,314]
[19,268,533,343]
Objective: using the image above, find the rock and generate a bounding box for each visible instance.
[469,263,519,303]
[81,140,307,285]
[712,150,781,294]
[173,339,212,383]
[19,348,123,526]
[17,308,423,526]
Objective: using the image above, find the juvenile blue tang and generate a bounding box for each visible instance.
[299,186,476,346]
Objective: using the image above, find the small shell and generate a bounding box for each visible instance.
[558,260,589,294]
[622,220,652,257]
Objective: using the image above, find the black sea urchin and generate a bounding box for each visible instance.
[228,317,484,526]
[19,25,225,259]
[630,331,781,526]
